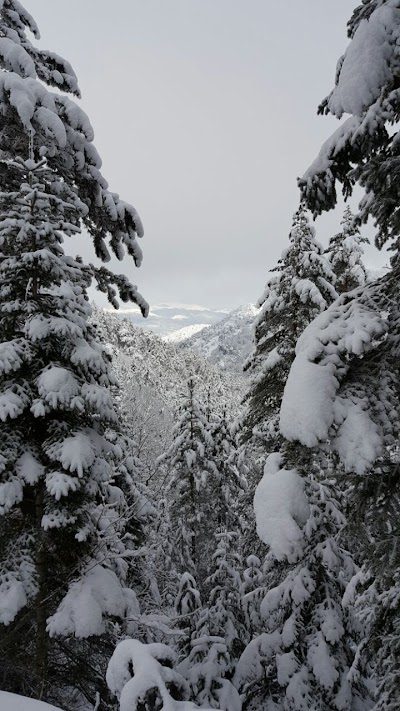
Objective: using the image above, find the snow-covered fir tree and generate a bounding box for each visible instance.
[158,378,215,591]
[0,2,147,310]
[298,2,400,706]
[207,409,247,532]
[235,450,372,711]
[325,206,368,294]
[0,2,149,707]
[299,0,400,259]
[242,202,337,457]
[240,554,264,641]
[239,204,338,579]
[277,276,399,710]
[178,530,244,711]
[0,156,146,708]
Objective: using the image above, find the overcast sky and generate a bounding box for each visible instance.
[26,1,389,310]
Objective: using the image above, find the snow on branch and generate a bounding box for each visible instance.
[254,453,310,561]
[279,285,387,472]
[107,639,219,711]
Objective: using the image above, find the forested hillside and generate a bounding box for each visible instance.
[92,306,246,480]
[178,304,258,374]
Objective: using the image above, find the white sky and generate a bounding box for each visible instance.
[26,1,389,310]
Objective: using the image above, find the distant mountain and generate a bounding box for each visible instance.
[102,302,229,336]
[178,304,259,374]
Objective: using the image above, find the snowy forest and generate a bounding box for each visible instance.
[0,1,399,710]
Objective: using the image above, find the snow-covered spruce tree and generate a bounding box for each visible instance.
[0,2,146,297]
[325,206,369,295]
[0,155,145,708]
[172,416,247,710]
[298,3,400,706]
[235,451,372,711]
[208,410,247,532]
[240,554,264,641]
[241,202,337,457]
[178,531,244,711]
[239,204,337,574]
[0,3,148,706]
[278,269,400,708]
[299,0,400,259]
[158,378,216,593]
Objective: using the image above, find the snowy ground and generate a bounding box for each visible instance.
[0,692,62,711]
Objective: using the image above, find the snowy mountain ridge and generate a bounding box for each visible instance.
[163,323,210,343]
[102,302,230,336]
[177,303,259,373]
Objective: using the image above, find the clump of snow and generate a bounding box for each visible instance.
[254,453,310,561]
[0,339,30,376]
[47,565,138,638]
[15,452,44,485]
[0,384,29,421]
[301,116,360,189]
[45,471,80,500]
[0,692,62,711]
[35,366,80,410]
[46,431,96,477]
[107,639,218,711]
[279,289,387,473]
[327,5,398,118]
[234,632,281,690]
[0,38,36,79]
[280,353,338,447]
[332,399,382,475]
[307,632,339,690]
[0,477,23,513]
[0,574,27,625]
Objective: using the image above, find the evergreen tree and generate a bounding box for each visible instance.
[0,2,148,706]
[240,554,264,640]
[174,572,203,659]
[208,410,247,532]
[0,2,147,310]
[242,202,337,456]
[279,272,400,709]
[299,0,400,260]
[159,378,218,591]
[0,156,144,708]
[239,204,338,589]
[178,531,244,711]
[235,451,372,711]
[299,2,400,706]
[325,206,369,294]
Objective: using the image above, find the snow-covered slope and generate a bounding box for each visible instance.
[178,304,259,373]
[163,323,210,343]
[102,303,228,336]
[0,692,61,711]
[93,306,245,416]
